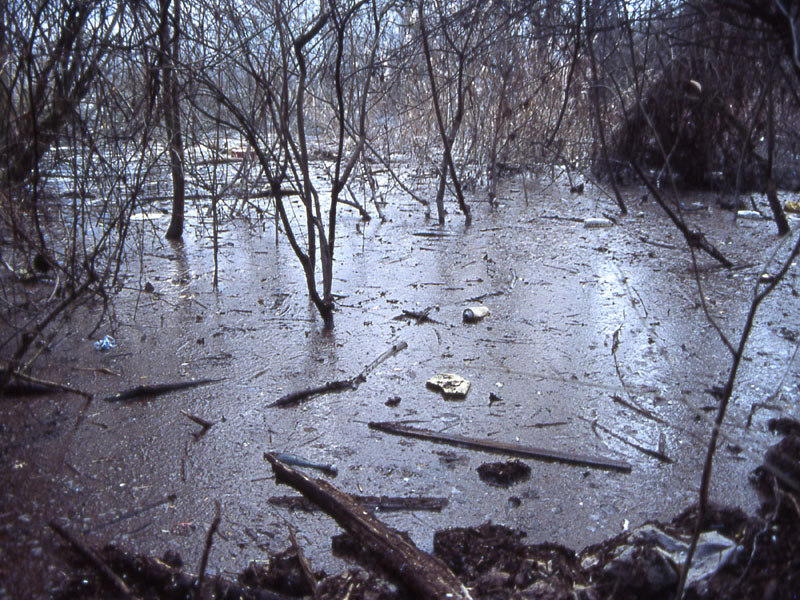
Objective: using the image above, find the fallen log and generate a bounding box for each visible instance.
[269,494,449,512]
[368,421,632,473]
[271,341,407,407]
[264,453,473,600]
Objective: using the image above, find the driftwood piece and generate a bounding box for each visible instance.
[104,378,222,402]
[369,421,631,473]
[264,453,472,600]
[270,341,407,408]
[49,521,141,600]
[269,495,449,512]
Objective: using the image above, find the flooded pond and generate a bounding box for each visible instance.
[2,171,799,597]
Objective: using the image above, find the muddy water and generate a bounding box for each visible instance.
[2,174,800,597]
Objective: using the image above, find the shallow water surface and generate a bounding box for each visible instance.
[2,176,799,597]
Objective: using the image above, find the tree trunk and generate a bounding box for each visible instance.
[162,0,185,240]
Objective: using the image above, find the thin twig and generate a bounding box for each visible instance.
[195,500,221,600]
[49,521,141,600]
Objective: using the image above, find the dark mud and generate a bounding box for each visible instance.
[2,171,800,597]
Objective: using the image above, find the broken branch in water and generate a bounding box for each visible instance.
[369,421,631,473]
[270,341,408,407]
[103,378,222,402]
[264,453,473,600]
[49,521,141,600]
[269,494,449,512]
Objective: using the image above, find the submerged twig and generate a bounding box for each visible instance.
[196,501,221,600]
[104,378,222,402]
[588,418,672,464]
[271,341,407,407]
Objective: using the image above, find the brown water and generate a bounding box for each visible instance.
[2,174,799,597]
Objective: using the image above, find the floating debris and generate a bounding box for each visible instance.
[426,373,471,398]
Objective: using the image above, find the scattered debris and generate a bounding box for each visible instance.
[369,421,632,472]
[269,495,449,512]
[462,305,490,323]
[104,378,222,402]
[426,373,471,398]
[477,460,532,487]
[271,341,408,407]
[272,452,338,477]
[785,200,800,213]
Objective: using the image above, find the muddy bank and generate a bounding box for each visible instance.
[50,431,800,599]
[2,174,800,597]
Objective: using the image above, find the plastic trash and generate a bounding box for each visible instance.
[595,524,741,592]
[737,210,764,220]
[93,335,116,351]
[463,305,490,323]
[584,217,614,228]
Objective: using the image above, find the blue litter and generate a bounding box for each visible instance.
[94,335,116,351]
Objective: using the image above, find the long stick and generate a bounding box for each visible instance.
[264,453,472,600]
[369,421,631,473]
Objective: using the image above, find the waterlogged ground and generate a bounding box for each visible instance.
[2,171,800,597]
